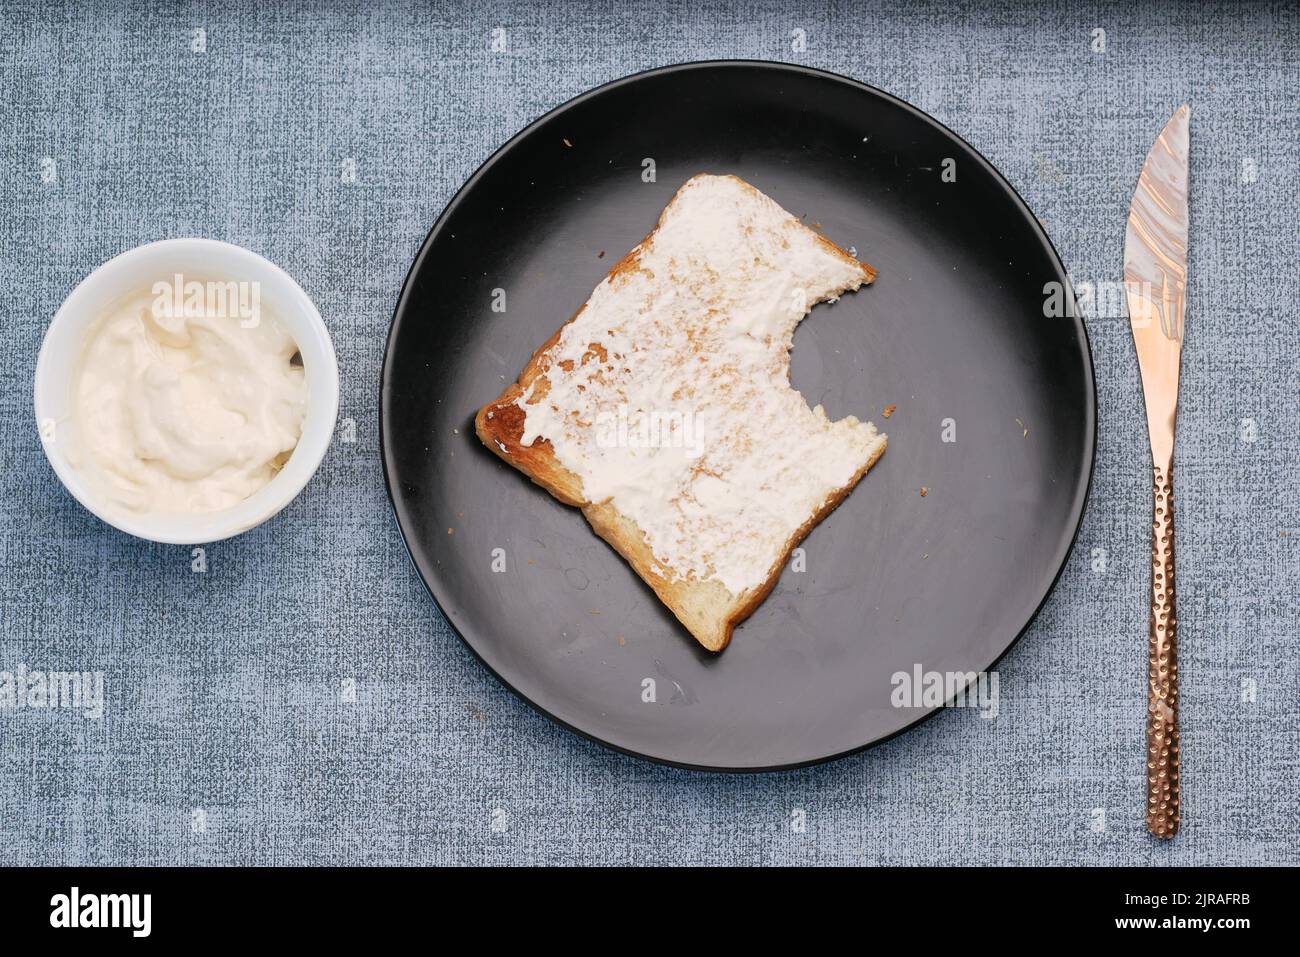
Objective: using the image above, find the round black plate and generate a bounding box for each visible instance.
[381,62,1094,770]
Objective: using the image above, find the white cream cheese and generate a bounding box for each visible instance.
[69,287,306,514]
[517,174,885,595]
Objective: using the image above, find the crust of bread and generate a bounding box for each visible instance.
[475,174,881,652]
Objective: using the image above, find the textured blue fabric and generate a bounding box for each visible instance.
[1,0,1296,866]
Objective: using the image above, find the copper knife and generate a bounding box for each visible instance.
[1124,104,1189,839]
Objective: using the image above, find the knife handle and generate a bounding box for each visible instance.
[1146,462,1181,838]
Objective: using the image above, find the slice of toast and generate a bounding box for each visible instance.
[476,174,887,651]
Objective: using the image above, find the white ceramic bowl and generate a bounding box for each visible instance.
[34,239,339,544]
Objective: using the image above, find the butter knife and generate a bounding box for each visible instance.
[1124,104,1189,839]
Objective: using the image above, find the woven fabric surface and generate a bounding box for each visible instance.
[1,0,1296,865]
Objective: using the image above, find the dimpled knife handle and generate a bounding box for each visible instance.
[1147,463,1181,838]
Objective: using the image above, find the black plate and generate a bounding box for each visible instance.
[381,62,1094,770]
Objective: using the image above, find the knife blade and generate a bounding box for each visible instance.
[1124,104,1189,839]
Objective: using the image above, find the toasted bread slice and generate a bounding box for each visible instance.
[476,174,886,651]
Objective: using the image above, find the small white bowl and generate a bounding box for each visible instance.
[34,239,339,544]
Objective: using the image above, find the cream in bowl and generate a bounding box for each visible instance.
[71,281,307,513]
[35,240,339,544]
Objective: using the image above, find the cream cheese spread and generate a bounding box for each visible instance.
[69,286,306,514]
[516,174,884,595]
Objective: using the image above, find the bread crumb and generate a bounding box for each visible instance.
[562,137,572,148]
[919,487,929,497]
[1015,417,1028,438]
[590,609,601,616]
[617,636,626,647]
[447,527,454,534]
[883,403,896,418]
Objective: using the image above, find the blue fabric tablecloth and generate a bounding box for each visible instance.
[1,0,1296,865]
